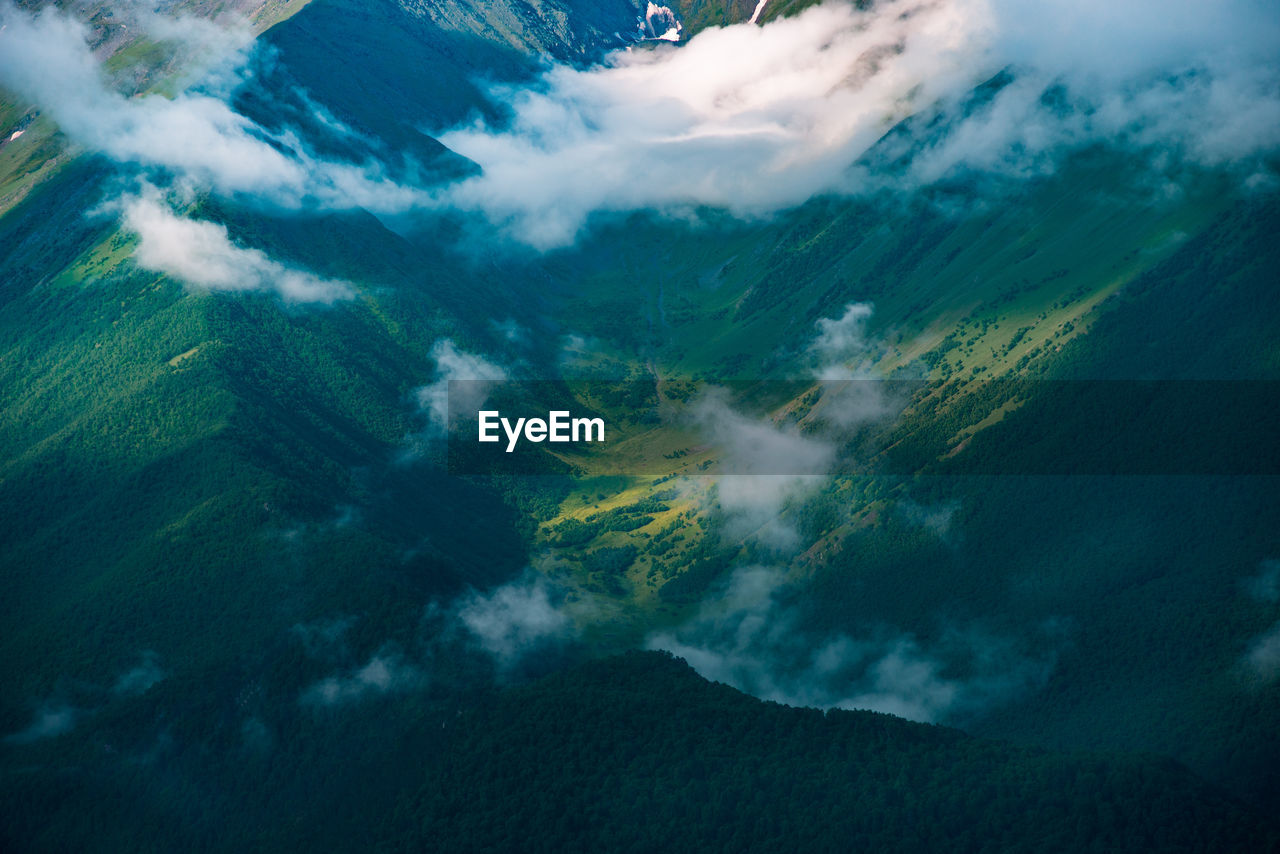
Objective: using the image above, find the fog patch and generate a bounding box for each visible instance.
[117,188,355,303]
[414,339,509,433]
[693,390,832,550]
[805,301,896,429]
[432,0,1280,248]
[1245,624,1280,683]
[4,704,78,744]
[291,616,357,659]
[0,4,426,212]
[301,647,422,706]
[648,565,1053,723]
[1245,560,1280,603]
[1241,560,1280,683]
[452,572,580,666]
[112,651,165,696]
[493,318,528,345]
[241,717,273,752]
[898,499,960,538]
[689,303,895,550]
[1244,627,1280,686]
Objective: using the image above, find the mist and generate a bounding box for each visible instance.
[116,188,355,303]
[0,3,425,213]
[433,0,1280,247]
[1243,560,1280,682]
[111,651,166,697]
[414,339,509,433]
[690,391,832,550]
[685,302,894,549]
[647,565,1054,723]
[4,705,78,744]
[451,571,581,667]
[301,648,423,706]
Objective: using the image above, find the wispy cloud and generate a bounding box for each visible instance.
[413,339,509,435]
[111,651,165,696]
[4,704,78,744]
[1245,560,1280,604]
[452,571,579,666]
[1242,560,1280,682]
[1245,625,1280,683]
[117,188,355,303]
[433,0,1280,247]
[648,565,1053,723]
[688,302,894,549]
[291,616,357,658]
[301,648,423,706]
[692,391,833,550]
[0,4,426,212]
[897,499,960,538]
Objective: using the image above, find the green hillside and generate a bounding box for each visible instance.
[1,0,1278,849]
[390,651,1276,852]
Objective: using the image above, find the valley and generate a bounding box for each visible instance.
[1,0,1277,849]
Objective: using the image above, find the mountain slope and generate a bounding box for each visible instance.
[389,651,1275,853]
[1,0,1278,849]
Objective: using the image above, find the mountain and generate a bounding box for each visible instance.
[396,651,1275,853]
[1,0,1278,850]
[4,650,1276,851]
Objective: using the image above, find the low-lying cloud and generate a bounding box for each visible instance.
[648,565,1053,723]
[688,302,894,549]
[1246,560,1280,604]
[111,651,166,696]
[301,647,422,706]
[117,189,355,303]
[692,392,833,550]
[452,571,579,666]
[1246,625,1280,682]
[0,4,424,212]
[4,704,78,745]
[5,0,1276,256]
[1242,560,1280,683]
[436,0,989,247]
[434,0,1280,247]
[414,339,509,434]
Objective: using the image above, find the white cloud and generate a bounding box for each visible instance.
[118,189,355,303]
[6,0,1276,255]
[301,649,422,706]
[686,302,895,549]
[432,0,1280,247]
[648,565,1052,723]
[414,339,509,432]
[0,4,426,212]
[435,0,993,247]
[811,302,875,378]
[454,572,577,665]
[691,390,832,549]
[805,301,896,429]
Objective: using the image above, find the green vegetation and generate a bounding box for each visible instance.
[392,652,1275,852]
[1,0,1278,849]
